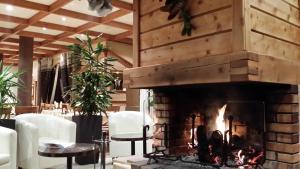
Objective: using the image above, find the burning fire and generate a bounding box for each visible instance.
[216,104,227,135]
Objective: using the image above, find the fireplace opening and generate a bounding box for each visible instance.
[191,101,266,168]
[142,84,294,169]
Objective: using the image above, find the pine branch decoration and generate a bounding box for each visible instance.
[160,0,195,36]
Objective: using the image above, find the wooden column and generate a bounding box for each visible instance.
[0,53,3,72]
[36,58,41,106]
[18,36,33,106]
[125,0,141,111]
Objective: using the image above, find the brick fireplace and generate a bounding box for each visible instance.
[151,84,299,168]
[124,0,300,168]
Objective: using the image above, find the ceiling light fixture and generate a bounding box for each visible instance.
[6,5,14,11]
[62,17,67,21]
[42,27,47,31]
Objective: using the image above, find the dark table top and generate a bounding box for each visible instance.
[111,133,152,141]
[38,143,99,158]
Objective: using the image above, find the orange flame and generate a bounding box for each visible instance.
[216,104,227,135]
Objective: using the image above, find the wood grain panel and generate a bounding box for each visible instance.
[124,52,300,88]
[250,0,300,27]
[140,0,232,33]
[140,0,166,16]
[125,63,231,88]
[140,31,232,66]
[282,0,299,7]
[257,54,300,84]
[250,31,300,61]
[140,7,233,50]
[250,8,300,45]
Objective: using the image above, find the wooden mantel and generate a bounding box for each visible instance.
[124,0,300,88]
[124,52,300,88]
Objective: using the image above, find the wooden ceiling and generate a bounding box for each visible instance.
[0,0,133,64]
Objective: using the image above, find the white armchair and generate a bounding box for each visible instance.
[15,113,76,169]
[109,111,154,158]
[0,126,17,169]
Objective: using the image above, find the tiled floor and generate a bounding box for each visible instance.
[51,157,113,169]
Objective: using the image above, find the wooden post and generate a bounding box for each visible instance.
[133,0,140,67]
[18,36,33,106]
[232,0,250,52]
[36,58,41,106]
[125,0,141,111]
[0,53,3,72]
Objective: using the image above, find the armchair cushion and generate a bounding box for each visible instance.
[0,126,17,169]
[0,155,9,166]
[109,111,154,158]
[15,113,76,169]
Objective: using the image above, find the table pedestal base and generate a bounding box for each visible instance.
[67,157,72,169]
[131,141,135,155]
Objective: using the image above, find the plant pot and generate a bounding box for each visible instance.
[0,119,15,130]
[72,115,102,165]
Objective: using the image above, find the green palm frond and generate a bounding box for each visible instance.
[0,62,23,118]
[66,34,116,116]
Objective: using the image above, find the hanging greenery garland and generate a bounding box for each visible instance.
[160,0,195,36]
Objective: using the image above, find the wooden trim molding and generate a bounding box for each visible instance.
[133,0,140,67]
[124,51,300,88]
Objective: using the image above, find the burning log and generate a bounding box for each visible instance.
[197,125,210,163]
[208,130,224,165]
[235,143,264,167]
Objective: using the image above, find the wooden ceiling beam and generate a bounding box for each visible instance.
[0,0,132,30]
[0,14,76,33]
[113,31,132,40]
[12,24,28,33]
[17,31,56,41]
[49,0,72,11]
[4,38,41,46]
[0,0,132,31]
[54,9,132,30]
[106,21,132,31]
[102,9,131,23]
[0,0,133,55]
[33,21,76,32]
[0,0,72,42]
[0,27,12,34]
[75,22,98,33]
[0,43,18,50]
[113,38,133,45]
[0,48,49,58]
[34,48,57,55]
[59,38,78,44]
[43,43,68,51]
[108,49,133,68]
[0,49,18,55]
[3,54,14,58]
[111,0,133,11]
[0,14,28,24]
[54,9,101,23]
[4,38,19,44]
[83,30,102,37]
[39,22,99,48]
[0,0,49,11]
[0,43,57,55]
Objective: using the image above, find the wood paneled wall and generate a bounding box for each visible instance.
[139,0,233,67]
[136,0,300,67]
[249,0,300,61]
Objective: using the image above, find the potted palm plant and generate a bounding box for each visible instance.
[0,62,23,129]
[67,35,115,164]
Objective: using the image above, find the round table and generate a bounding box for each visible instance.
[38,143,99,169]
[111,133,152,155]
